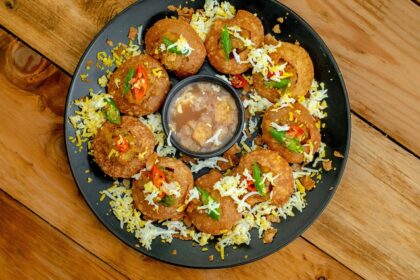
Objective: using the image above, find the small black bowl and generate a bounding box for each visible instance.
[162,75,245,158]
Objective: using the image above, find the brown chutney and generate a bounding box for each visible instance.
[168,82,239,153]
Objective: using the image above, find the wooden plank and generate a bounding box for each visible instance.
[0,0,135,74]
[280,0,420,155]
[303,116,420,279]
[1,0,419,155]
[0,34,360,279]
[0,190,126,280]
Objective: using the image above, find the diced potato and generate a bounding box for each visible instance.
[192,122,213,146]
[215,101,234,124]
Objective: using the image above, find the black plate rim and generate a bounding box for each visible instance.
[64,0,351,269]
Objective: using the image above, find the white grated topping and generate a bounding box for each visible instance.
[139,113,176,157]
[189,157,228,173]
[190,0,236,41]
[205,128,223,146]
[270,122,290,132]
[243,90,273,116]
[232,48,247,64]
[300,80,328,119]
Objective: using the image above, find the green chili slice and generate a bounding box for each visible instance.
[102,99,121,125]
[159,195,176,207]
[208,209,221,221]
[264,78,290,89]
[269,127,303,153]
[287,138,304,153]
[252,163,266,196]
[162,37,183,55]
[196,187,221,221]
[221,25,231,60]
[123,68,135,96]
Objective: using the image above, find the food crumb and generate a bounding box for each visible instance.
[334,150,345,158]
[192,242,197,247]
[171,249,177,255]
[277,17,284,23]
[122,179,130,188]
[262,228,277,244]
[267,214,280,223]
[87,177,92,183]
[98,75,108,88]
[128,26,138,41]
[84,169,90,173]
[233,246,237,250]
[201,247,209,252]
[208,255,215,262]
[135,244,140,248]
[272,24,281,34]
[322,160,333,171]
[244,255,248,260]
[80,73,88,82]
[294,40,301,46]
[85,59,93,70]
[300,175,316,190]
[106,39,114,47]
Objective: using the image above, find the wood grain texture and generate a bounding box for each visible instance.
[279,0,420,155]
[0,0,135,73]
[0,190,126,280]
[303,116,420,279]
[0,36,418,279]
[1,0,418,155]
[0,33,360,279]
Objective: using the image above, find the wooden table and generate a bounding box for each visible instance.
[0,0,419,279]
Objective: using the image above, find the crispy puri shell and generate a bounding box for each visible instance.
[108,54,170,117]
[262,103,321,164]
[93,116,156,178]
[234,149,294,207]
[145,18,206,78]
[132,157,194,221]
[205,10,264,74]
[187,170,241,235]
[253,35,314,101]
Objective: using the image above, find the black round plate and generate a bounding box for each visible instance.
[64,0,350,268]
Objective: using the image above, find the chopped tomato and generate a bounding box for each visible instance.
[133,87,146,100]
[287,125,304,138]
[246,179,256,192]
[267,70,283,79]
[114,136,129,153]
[130,64,148,101]
[151,165,166,188]
[230,74,247,89]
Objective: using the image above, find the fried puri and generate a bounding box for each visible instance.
[108,54,170,117]
[262,103,321,163]
[132,157,194,221]
[145,18,206,78]
[186,170,241,235]
[92,116,155,178]
[205,10,264,74]
[234,149,294,207]
[253,35,314,101]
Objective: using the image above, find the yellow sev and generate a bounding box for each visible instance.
[69,91,111,152]
[215,243,225,260]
